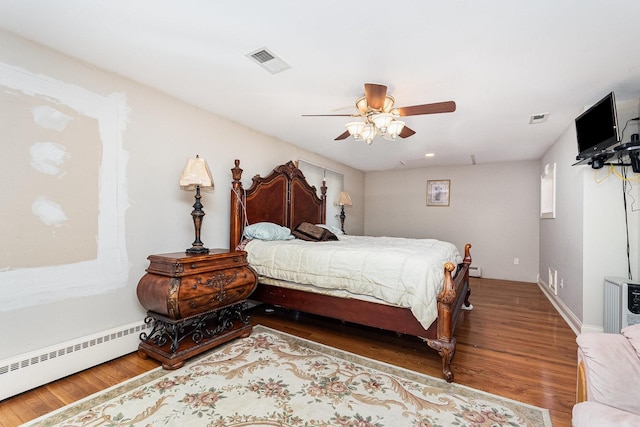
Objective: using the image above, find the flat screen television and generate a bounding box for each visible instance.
[575,91,620,160]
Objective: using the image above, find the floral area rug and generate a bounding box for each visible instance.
[25,325,551,427]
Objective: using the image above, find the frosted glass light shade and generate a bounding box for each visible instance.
[360,123,376,144]
[372,113,394,132]
[386,120,405,138]
[345,121,365,139]
[355,97,368,114]
[383,95,395,112]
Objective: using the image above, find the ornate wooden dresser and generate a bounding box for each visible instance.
[136,249,257,369]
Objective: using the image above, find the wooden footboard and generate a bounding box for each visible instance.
[250,244,472,382]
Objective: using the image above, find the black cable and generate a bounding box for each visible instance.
[621,165,632,280]
[620,116,640,142]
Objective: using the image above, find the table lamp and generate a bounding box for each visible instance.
[179,155,214,254]
[336,191,352,233]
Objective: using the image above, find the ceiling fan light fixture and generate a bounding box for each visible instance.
[372,113,394,132]
[356,97,368,114]
[317,83,455,144]
[383,95,395,112]
[385,120,405,139]
[345,121,365,139]
[361,123,376,144]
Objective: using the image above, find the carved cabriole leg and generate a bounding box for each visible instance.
[425,337,456,382]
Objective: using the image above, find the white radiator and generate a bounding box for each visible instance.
[603,277,640,333]
[0,320,148,400]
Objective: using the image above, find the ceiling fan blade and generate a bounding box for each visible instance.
[399,126,416,138]
[302,114,355,117]
[395,101,456,117]
[335,130,350,140]
[364,83,387,110]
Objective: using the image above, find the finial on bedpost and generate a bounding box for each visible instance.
[232,159,243,183]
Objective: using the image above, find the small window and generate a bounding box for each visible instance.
[540,163,556,219]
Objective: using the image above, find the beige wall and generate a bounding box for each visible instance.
[0,30,364,360]
[364,161,540,282]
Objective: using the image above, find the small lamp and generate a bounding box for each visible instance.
[336,191,352,233]
[179,155,214,254]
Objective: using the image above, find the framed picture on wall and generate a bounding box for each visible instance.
[426,179,450,207]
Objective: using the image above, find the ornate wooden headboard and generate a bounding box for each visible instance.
[229,160,327,249]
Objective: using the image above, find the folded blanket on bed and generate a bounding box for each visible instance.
[292,222,338,241]
[244,235,462,328]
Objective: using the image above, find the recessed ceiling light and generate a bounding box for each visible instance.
[425,153,435,157]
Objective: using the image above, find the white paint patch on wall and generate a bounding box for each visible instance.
[32,105,73,131]
[29,141,70,176]
[32,197,68,227]
[0,62,130,311]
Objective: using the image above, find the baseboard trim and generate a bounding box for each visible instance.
[0,320,148,400]
[536,279,582,336]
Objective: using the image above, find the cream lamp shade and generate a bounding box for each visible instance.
[336,191,352,207]
[336,191,352,233]
[179,155,214,189]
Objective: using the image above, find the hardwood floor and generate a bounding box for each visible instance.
[0,278,578,427]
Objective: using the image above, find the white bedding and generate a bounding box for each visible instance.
[244,235,462,328]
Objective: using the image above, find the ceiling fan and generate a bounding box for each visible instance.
[303,83,456,144]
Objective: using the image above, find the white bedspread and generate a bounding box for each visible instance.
[244,235,462,328]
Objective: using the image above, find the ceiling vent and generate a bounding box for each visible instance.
[529,113,549,124]
[246,47,291,74]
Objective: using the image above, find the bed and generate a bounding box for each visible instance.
[229,159,472,382]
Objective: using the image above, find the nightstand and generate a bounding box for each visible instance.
[136,249,257,369]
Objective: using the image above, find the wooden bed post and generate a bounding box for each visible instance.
[229,159,244,250]
[320,181,327,224]
[426,243,472,382]
[462,243,472,307]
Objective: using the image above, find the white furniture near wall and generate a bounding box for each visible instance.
[573,324,640,426]
[603,277,640,333]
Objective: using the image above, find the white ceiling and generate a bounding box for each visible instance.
[2,0,640,171]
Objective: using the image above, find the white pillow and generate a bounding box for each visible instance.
[315,224,344,235]
[242,222,294,240]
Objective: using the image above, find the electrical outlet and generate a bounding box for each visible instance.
[514,257,519,265]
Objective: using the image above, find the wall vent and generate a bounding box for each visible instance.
[529,113,549,124]
[0,320,149,400]
[246,47,291,74]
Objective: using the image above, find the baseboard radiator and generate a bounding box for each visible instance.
[0,320,148,400]
[469,266,482,278]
